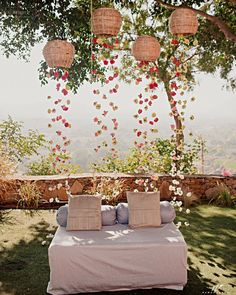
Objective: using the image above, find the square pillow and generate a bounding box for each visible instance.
[66,195,102,231]
[127,191,161,228]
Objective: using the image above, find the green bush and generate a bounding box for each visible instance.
[27,153,81,175]
[92,138,201,174]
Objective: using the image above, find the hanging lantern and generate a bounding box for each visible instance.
[169,8,198,36]
[92,7,122,37]
[43,39,75,68]
[132,36,161,62]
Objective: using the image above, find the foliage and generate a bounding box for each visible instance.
[87,176,125,205]
[27,153,82,176]
[208,184,236,207]
[0,143,17,203]
[0,0,235,92]
[92,138,202,174]
[0,116,46,163]
[0,143,16,177]
[17,181,42,209]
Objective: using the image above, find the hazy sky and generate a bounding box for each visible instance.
[0,43,235,138]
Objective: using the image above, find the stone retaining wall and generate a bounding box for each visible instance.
[0,173,236,209]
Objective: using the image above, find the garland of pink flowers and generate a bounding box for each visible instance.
[91,37,120,157]
[47,69,72,173]
[133,61,160,148]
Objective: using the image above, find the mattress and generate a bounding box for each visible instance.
[47,223,187,294]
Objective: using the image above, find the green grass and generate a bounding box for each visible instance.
[0,206,236,295]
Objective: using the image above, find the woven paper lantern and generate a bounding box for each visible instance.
[169,8,198,36]
[132,36,161,62]
[43,39,75,68]
[92,7,122,37]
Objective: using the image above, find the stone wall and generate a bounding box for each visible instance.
[0,173,236,209]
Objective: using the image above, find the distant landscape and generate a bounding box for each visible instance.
[18,116,236,175]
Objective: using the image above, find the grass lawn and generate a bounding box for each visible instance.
[0,205,235,295]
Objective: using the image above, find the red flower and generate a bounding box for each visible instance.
[54,71,60,78]
[103,60,108,65]
[92,38,98,44]
[110,59,115,64]
[62,89,68,96]
[138,109,142,114]
[171,39,179,45]
[62,71,69,80]
[154,117,159,123]
[137,131,142,137]
[149,121,154,125]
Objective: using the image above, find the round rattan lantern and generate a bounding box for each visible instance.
[92,7,122,37]
[132,36,161,62]
[169,8,198,36]
[43,39,75,68]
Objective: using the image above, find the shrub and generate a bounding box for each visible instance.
[27,153,81,175]
[86,176,126,205]
[207,183,236,207]
[17,182,42,209]
[92,138,201,174]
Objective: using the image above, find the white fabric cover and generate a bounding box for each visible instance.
[47,223,187,294]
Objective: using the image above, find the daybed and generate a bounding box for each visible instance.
[47,222,187,294]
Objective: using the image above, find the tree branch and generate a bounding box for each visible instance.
[155,0,236,43]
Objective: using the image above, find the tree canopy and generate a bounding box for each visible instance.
[0,0,235,91]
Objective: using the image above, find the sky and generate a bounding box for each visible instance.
[0,43,235,138]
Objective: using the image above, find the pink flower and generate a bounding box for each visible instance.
[137,179,144,186]
[222,168,232,177]
[56,83,61,91]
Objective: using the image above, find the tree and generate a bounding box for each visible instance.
[0,116,46,162]
[0,0,235,146]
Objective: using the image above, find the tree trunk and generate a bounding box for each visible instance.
[164,81,184,148]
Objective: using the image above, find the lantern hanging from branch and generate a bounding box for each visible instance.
[43,39,75,68]
[132,35,161,62]
[169,8,198,36]
[92,7,122,37]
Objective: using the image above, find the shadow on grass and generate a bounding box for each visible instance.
[0,220,57,295]
[179,207,236,274]
[0,222,218,295]
[0,210,16,226]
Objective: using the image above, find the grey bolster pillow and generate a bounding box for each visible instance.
[116,201,176,224]
[56,204,116,227]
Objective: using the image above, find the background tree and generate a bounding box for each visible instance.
[0,116,46,163]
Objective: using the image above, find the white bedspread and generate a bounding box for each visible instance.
[47,223,187,294]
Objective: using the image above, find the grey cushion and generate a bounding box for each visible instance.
[56,204,116,227]
[101,205,116,226]
[116,202,129,224]
[56,204,68,227]
[160,201,176,223]
[116,201,176,225]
